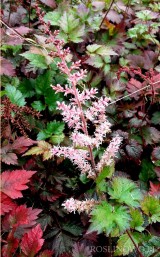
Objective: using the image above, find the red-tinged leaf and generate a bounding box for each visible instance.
[12,137,36,154]
[83,231,98,242]
[155,167,160,181]
[39,0,56,8]
[38,250,54,257]
[20,224,44,256]
[2,231,19,257]
[0,57,16,76]
[126,78,143,100]
[0,170,36,199]
[14,26,32,35]
[40,190,62,202]
[0,193,17,215]
[147,73,160,96]
[2,205,42,231]
[149,182,160,196]
[1,150,18,165]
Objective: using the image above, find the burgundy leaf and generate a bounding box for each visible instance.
[20,224,44,256]
[12,137,35,154]
[0,193,17,216]
[38,250,54,257]
[2,204,42,231]
[149,182,160,196]
[0,170,36,199]
[0,57,16,76]
[2,231,19,257]
[39,0,56,8]
[126,78,143,100]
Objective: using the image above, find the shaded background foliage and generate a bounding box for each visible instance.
[1,0,160,256]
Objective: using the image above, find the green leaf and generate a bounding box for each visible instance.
[31,101,46,111]
[151,112,160,125]
[140,236,160,257]
[44,89,63,111]
[141,195,160,223]
[44,11,62,26]
[130,209,144,232]
[139,159,156,182]
[18,78,35,97]
[62,222,83,237]
[86,44,117,56]
[50,134,65,144]
[108,177,143,207]
[20,53,48,69]
[88,201,131,236]
[58,12,85,43]
[23,141,52,161]
[114,232,141,256]
[5,85,26,106]
[96,164,114,192]
[37,121,65,140]
[35,70,53,95]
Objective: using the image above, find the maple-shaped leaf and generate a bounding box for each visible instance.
[0,192,17,215]
[1,150,18,165]
[38,250,54,257]
[72,243,92,257]
[114,232,141,256]
[88,201,131,236]
[20,224,44,256]
[130,209,144,232]
[12,137,35,154]
[2,204,42,231]
[149,182,160,196]
[108,177,143,207]
[0,170,36,199]
[141,195,160,223]
[0,57,16,76]
[23,141,52,161]
[2,231,19,257]
[139,236,160,257]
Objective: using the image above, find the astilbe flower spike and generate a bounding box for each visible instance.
[62,198,99,214]
[35,9,122,210]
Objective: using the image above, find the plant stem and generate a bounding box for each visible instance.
[126,230,144,257]
[99,0,115,29]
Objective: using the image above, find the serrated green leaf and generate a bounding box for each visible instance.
[151,112,160,125]
[44,11,62,26]
[31,101,46,111]
[20,53,48,69]
[130,209,144,232]
[139,236,160,257]
[108,177,143,207]
[23,141,52,161]
[88,201,131,236]
[141,195,160,223]
[96,164,114,192]
[5,85,26,106]
[35,70,53,95]
[37,121,65,140]
[114,232,141,256]
[50,134,65,144]
[45,89,63,111]
[62,222,83,236]
[86,44,117,56]
[139,159,156,182]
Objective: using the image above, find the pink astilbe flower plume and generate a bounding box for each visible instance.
[62,198,99,214]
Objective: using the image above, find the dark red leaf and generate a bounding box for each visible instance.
[0,57,16,76]
[0,193,17,216]
[39,0,56,8]
[126,78,143,100]
[2,204,42,231]
[12,137,35,154]
[20,224,44,256]
[1,170,36,199]
[149,182,160,196]
[155,167,160,181]
[14,26,32,35]
[2,231,19,257]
